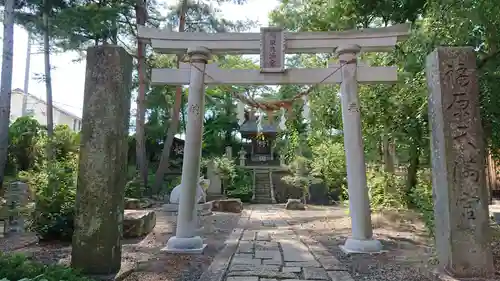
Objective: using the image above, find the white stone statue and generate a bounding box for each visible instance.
[169,177,208,204]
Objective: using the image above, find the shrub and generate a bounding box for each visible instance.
[30,158,78,241]
[211,156,237,180]
[125,173,146,198]
[226,168,253,202]
[51,125,80,161]
[410,169,435,235]
[205,156,253,202]
[283,156,315,202]
[366,168,407,210]
[0,253,94,281]
[7,117,45,174]
[310,141,347,200]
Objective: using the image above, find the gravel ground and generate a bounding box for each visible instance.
[3,207,241,281]
[287,207,444,281]
[125,209,240,281]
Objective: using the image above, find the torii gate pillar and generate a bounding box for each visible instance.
[337,45,382,253]
[163,47,211,254]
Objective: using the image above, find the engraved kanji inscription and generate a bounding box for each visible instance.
[348,102,359,112]
[189,104,200,116]
[260,27,285,72]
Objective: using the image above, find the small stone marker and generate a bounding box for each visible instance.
[426,47,494,277]
[206,160,222,195]
[71,45,132,275]
[5,181,28,233]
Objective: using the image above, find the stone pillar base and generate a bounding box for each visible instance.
[161,236,206,254]
[339,237,383,254]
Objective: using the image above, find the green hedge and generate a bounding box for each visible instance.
[0,253,94,281]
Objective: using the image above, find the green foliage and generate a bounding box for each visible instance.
[366,168,407,210]
[410,169,435,236]
[211,156,237,180]
[205,156,253,202]
[125,173,147,199]
[7,117,81,241]
[0,253,94,281]
[51,125,80,161]
[226,167,252,202]
[310,141,347,199]
[30,156,78,241]
[283,156,316,202]
[7,117,45,174]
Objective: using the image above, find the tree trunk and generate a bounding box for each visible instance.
[382,127,394,173]
[0,0,15,186]
[152,0,189,195]
[406,142,420,207]
[135,0,149,189]
[43,3,54,161]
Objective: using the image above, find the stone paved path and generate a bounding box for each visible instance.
[223,205,354,281]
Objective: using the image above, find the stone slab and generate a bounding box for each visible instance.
[233,253,253,259]
[256,231,271,241]
[255,241,279,250]
[319,258,348,271]
[255,250,281,259]
[123,210,156,238]
[281,239,316,262]
[227,270,297,279]
[285,261,321,267]
[230,258,262,265]
[237,243,253,253]
[227,277,258,281]
[230,264,280,271]
[303,267,329,280]
[282,267,301,273]
[263,259,283,265]
[242,230,256,241]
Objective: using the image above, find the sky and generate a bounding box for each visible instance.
[3,0,280,118]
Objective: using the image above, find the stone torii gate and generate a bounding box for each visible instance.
[138,24,410,254]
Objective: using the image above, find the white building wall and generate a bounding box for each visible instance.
[10,89,82,131]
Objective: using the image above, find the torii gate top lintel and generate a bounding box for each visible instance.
[140,24,411,86]
[137,23,411,55]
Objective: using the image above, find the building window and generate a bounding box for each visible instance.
[26,109,34,116]
[73,119,82,131]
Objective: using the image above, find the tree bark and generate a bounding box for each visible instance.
[382,127,394,173]
[0,0,15,186]
[152,0,189,195]
[43,1,54,161]
[135,0,149,189]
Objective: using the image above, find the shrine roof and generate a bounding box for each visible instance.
[239,120,278,135]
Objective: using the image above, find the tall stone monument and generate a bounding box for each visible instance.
[426,47,494,277]
[5,181,28,233]
[71,45,132,275]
